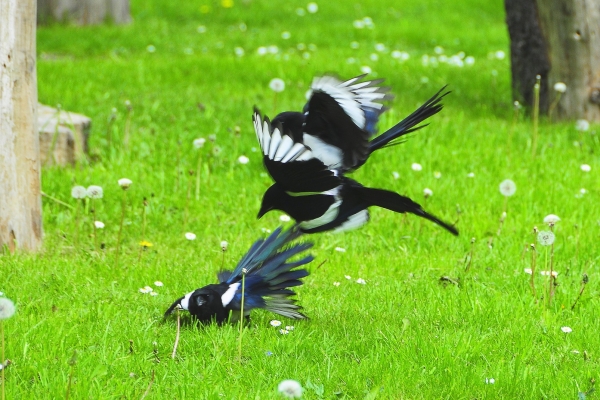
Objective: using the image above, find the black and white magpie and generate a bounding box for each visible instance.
[164,226,312,323]
[253,74,458,235]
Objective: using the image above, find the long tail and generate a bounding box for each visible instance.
[357,186,458,236]
[368,86,449,153]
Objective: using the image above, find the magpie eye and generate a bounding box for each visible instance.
[195,296,206,307]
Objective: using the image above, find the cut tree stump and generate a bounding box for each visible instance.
[37,0,131,25]
[38,104,91,166]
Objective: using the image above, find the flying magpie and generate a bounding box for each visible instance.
[164,226,312,323]
[253,74,458,235]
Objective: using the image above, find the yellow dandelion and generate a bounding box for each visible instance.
[221,0,234,8]
[139,240,153,248]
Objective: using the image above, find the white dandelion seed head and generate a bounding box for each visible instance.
[334,247,346,252]
[278,379,303,398]
[499,179,517,197]
[306,2,318,13]
[575,119,590,132]
[423,188,433,198]
[553,82,567,93]
[333,282,340,286]
[537,230,555,246]
[0,298,16,319]
[524,268,533,275]
[269,78,285,93]
[356,278,366,284]
[118,178,132,190]
[220,241,228,251]
[580,164,591,172]
[270,320,282,327]
[71,186,87,199]
[94,221,105,229]
[154,281,163,287]
[543,214,560,225]
[193,138,206,149]
[139,287,152,294]
[495,50,505,60]
[561,326,572,333]
[411,163,423,171]
[279,215,291,222]
[86,185,103,199]
[238,155,249,164]
[185,232,196,241]
[392,171,400,180]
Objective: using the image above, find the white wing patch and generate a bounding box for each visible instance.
[252,111,314,164]
[299,199,342,230]
[221,282,241,307]
[333,210,370,233]
[180,291,194,311]
[302,134,343,168]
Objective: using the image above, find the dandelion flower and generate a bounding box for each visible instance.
[71,186,87,199]
[575,119,590,131]
[87,185,103,199]
[185,232,196,241]
[485,378,496,384]
[356,278,366,284]
[580,164,591,172]
[537,231,555,246]
[279,215,291,222]
[154,281,163,287]
[118,178,132,190]
[220,241,228,251]
[499,179,516,197]
[561,326,572,333]
[94,221,105,229]
[139,240,153,248]
[554,82,567,93]
[524,268,533,274]
[0,298,16,319]
[193,138,206,149]
[306,2,318,13]
[543,214,560,225]
[269,78,285,93]
[411,163,422,171]
[423,188,433,198]
[139,287,152,294]
[333,282,340,286]
[270,320,282,327]
[278,379,303,398]
[238,155,249,164]
[279,329,290,335]
[334,247,346,252]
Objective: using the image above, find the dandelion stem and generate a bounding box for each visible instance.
[140,370,155,400]
[195,153,202,201]
[91,199,98,252]
[238,270,247,362]
[532,75,541,158]
[571,273,588,310]
[74,200,81,248]
[548,92,562,120]
[138,198,148,264]
[530,244,537,300]
[115,190,127,268]
[41,191,74,210]
[465,237,475,272]
[171,307,181,359]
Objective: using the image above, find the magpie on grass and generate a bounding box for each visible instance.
[252,74,458,235]
[164,226,312,324]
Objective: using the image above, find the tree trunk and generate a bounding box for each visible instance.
[505,0,600,121]
[0,0,43,252]
[37,0,131,25]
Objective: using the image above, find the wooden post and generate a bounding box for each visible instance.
[0,0,43,252]
[505,0,600,120]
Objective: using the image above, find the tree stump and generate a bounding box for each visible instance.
[38,104,91,166]
[37,0,131,25]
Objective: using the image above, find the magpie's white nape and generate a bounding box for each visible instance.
[164,225,313,324]
[252,74,458,236]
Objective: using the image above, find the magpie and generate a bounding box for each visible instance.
[164,226,312,324]
[252,74,458,235]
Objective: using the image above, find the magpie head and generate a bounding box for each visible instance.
[258,185,283,219]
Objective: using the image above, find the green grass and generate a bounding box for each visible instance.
[2,0,599,398]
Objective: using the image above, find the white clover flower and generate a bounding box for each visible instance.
[356,278,366,284]
[238,155,249,164]
[411,163,422,171]
[360,65,372,74]
[553,82,567,93]
[333,282,340,286]
[270,320,282,327]
[220,241,228,251]
[118,178,132,190]
[344,275,351,280]
[0,298,16,319]
[537,230,555,246]
[561,326,572,333]
[285,325,294,331]
[543,214,560,225]
[278,379,303,398]
[580,164,591,172]
[154,281,163,287]
[279,215,291,222]
[306,2,318,13]
[423,188,433,198]
[467,172,475,178]
[575,119,590,131]
[434,171,442,179]
[334,247,346,252]
[71,186,87,199]
[499,179,516,197]
[269,78,285,93]
[392,171,400,180]
[540,270,558,277]
[185,232,196,241]
[94,221,105,229]
[279,329,290,335]
[86,185,103,199]
[485,378,496,384]
[524,268,533,274]
[193,138,206,149]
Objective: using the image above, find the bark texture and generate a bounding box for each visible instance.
[37,0,131,25]
[0,0,43,252]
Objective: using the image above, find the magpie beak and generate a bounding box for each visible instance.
[251,74,458,236]
[165,226,313,324]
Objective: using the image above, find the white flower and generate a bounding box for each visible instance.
[575,119,590,131]
[543,214,560,225]
[139,287,152,294]
[353,20,365,29]
[257,46,268,56]
[220,241,228,251]
[485,378,495,384]
[540,270,558,277]
[306,2,318,13]
[278,379,303,398]
[434,171,442,179]
[344,275,351,280]
[238,155,249,164]
[285,325,294,331]
[269,78,285,93]
[234,47,245,57]
[423,188,433,198]
[118,178,132,190]
[86,185,103,199]
[261,228,272,234]
[94,221,105,229]
[150,292,158,296]
[495,50,505,59]
[580,164,591,172]
[499,179,517,197]
[411,163,422,171]
[154,281,163,287]
[185,232,196,241]
[464,56,475,66]
[360,65,372,74]
[554,82,567,93]
[0,298,16,319]
[524,268,532,274]
[392,171,400,180]
[193,138,206,149]
[537,230,555,246]
[356,278,366,284]
[561,326,572,333]
[334,247,346,252]
[279,215,291,222]
[375,43,386,52]
[333,282,340,287]
[71,186,87,199]
[279,329,290,335]
[270,320,282,327]
[467,172,475,178]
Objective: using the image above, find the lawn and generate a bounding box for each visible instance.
[2,0,599,398]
